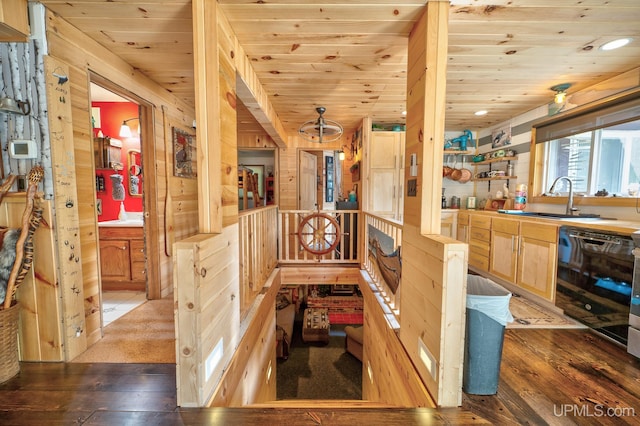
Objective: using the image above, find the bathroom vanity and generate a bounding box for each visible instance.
[98,220,145,291]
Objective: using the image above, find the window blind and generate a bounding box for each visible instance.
[534,91,640,143]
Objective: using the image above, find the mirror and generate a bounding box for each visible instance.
[127,149,142,196]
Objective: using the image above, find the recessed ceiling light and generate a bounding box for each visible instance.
[402,110,407,115]
[600,38,632,51]
[474,110,488,116]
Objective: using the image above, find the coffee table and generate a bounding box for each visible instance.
[302,308,330,343]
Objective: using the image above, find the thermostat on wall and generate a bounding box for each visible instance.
[9,139,38,159]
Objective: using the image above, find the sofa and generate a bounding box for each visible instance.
[344,325,363,362]
[276,295,296,359]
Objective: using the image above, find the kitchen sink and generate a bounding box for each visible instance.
[497,210,611,220]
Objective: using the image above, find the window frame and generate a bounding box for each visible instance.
[530,89,640,208]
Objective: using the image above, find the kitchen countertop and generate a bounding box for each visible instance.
[98,212,144,228]
[98,219,143,227]
[459,209,640,234]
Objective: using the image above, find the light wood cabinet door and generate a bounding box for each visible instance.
[516,222,558,301]
[368,131,404,220]
[0,0,29,42]
[456,212,469,243]
[440,211,457,239]
[490,218,519,282]
[99,239,131,282]
[490,230,518,282]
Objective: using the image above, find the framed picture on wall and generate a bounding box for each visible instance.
[173,127,197,178]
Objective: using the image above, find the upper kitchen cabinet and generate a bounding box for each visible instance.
[0,0,29,42]
[367,131,405,221]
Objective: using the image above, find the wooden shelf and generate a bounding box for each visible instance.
[472,155,518,165]
[444,150,473,155]
[473,176,518,182]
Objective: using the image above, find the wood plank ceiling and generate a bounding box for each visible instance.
[40,0,640,137]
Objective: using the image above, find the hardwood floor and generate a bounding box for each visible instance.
[463,329,640,425]
[1,329,638,425]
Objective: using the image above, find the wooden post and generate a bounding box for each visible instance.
[404,0,449,234]
[192,0,222,233]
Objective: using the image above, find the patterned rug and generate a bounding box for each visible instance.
[507,294,587,329]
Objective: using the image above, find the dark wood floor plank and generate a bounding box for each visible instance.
[1,329,639,424]
[83,408,490,425]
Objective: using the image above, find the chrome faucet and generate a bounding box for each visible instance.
[549,176,579,215]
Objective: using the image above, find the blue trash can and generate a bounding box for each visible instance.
[463,275,513,395]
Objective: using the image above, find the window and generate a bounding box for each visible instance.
[534,92,640,198]
[542,120,640,195]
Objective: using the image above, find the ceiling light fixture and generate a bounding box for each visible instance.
[550,83,572,104]
[119,117,139,138]
[474,110,488,116]
[298,106,343,143]
[600,38,632,51]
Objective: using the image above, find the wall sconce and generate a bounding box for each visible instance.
[119,117,139,138]
[338,150,345,161]
[550,83,571,104]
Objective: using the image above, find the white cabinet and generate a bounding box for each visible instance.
[441,209,458,239]
[368,131,405,221]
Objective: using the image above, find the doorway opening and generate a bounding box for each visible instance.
[298,149,342,211]
[88,76,160,338]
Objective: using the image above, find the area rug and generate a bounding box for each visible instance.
[277,323,362,400]
[507,294,587,329]
[71,298,176,363]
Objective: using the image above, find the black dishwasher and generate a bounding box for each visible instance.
[556,226,635,345]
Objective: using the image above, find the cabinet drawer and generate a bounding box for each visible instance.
[469,227,490,242]
[492,217,519,234]
[470,215,491,229]
[131,260,146,281]
[130,240,146,262]
[520,221,558,243]
[469,252,489,271]
[469,242,490,257]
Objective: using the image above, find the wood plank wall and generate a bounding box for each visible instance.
[399,2,468,407]
[400,229,467,407]
[174,225,241,407]
[359,271,435,407]
[1,194,61,361]
[277,134,350,211]
[208,269,281,407]
[45,9,198,360]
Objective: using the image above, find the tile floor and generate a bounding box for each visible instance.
[102,291,146,326]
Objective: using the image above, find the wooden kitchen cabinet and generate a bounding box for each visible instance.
[99,227,145,291]
[440,210,457,239]
[367,131,405,220]
[515,221,558,301]
[468,214,491,271]
[490,217,519,283]
[0,0,29,42]
[456,211,469,243]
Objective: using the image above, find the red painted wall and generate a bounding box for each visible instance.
[92,102,143,221]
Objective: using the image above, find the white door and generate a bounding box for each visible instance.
[299,150,317,210]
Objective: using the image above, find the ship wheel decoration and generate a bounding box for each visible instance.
[297,212,341,256]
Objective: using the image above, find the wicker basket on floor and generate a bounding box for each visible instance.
[0,302,20,383]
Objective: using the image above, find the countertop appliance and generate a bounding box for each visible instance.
[629,231,640,358]
[556,226,635,346]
